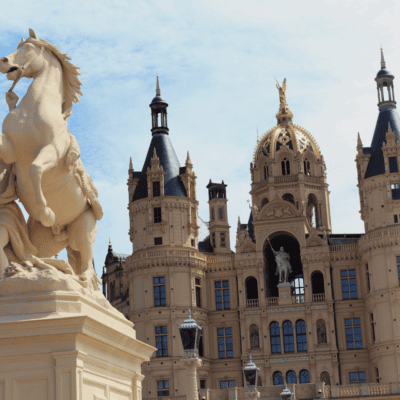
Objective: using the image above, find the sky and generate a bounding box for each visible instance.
[0,0,398,278]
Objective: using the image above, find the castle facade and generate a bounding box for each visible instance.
[102,53,400,397]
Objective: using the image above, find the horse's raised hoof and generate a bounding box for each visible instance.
[39,207,55,227]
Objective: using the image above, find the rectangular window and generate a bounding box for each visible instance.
[199,332,204,357]
[392,184,400,200]
[218,207,224,220]
[341,269,358,300]
[349,371,366,385]
[153,181,161,197]
[366,264,370,293]
[157,380,170,396]
[217,327,233,359]
[211,208,215,221]
[376,368,380,383]
[200,380,206,389]
[395,215,399,223]
[155,326,168,357]
[154,277,166,307]
[195,278,201,308]
[191,239,195,247]
[220,380,235,389]
[389,157,398,173]
[215,280,230,310]
[397,256,400,286]
[212,233,216,248]
[154,237,162,246]
[370,313,375,343]
[154,207,162,223]
[345,318,363,350]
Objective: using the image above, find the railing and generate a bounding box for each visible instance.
[144,396,186,400]
[369,383,392,396]
[246,299,259,308]
[267,297,278,306]
[292,295,305,304]
[274,174,298,184]
[329,243,357,252]
[304,175,321,184]
[312,293,325,302]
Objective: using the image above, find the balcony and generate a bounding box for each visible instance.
[246,299,259,308]
[274,174,298,184]
[292,295,305,304]
[312,293,325,302]
[267,297,278,306]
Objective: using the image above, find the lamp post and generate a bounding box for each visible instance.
[178,310,202,400]
[243,356,260,399]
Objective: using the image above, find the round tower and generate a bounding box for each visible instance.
[356,50,400,383]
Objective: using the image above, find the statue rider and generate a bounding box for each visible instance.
[269,242,292,283]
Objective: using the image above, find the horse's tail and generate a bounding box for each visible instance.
[74,159,103,221]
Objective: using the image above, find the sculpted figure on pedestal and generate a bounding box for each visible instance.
[267,238,292,283]
[0,29,103,293]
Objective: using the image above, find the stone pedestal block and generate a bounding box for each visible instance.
[0,291,155,400]
[277,282,292,305]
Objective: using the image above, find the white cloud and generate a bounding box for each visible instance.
[0,0,398,277]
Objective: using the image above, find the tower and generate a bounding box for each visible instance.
[356,50,400,383]
[206,180,231,253]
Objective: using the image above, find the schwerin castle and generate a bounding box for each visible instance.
[101,51,400,400]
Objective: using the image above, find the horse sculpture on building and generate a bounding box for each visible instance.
[267,238,292,283]
[0,29,102,290]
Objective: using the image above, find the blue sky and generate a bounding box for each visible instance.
[0,0,398,277]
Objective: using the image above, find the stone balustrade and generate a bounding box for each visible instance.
[312,293,325,302]
[246,299,259,308]
[267,297,279,306]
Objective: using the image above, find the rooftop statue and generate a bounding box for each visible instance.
[275,78,287,105]
[0,29,103,296]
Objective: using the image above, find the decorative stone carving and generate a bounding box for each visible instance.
[265,206,293,219]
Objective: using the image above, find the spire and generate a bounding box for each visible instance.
[129,157,133,170]
[156,74,161,96]
[381,48,386,69]
[357,132,363,148]
[186,151,192,166]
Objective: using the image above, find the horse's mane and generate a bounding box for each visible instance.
[25,37,82,121]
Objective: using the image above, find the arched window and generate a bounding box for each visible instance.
[291,276,304,303]
[270,322,281,354]
[282,193,295,204]
[296,319,307,352]
[218,208,224,220]
[300,370,310,384]
[283,320,294,353]
[286,370,297,384]
[320,371,331,386]
[261,198,269,207]
[257,376,262,387]
[281,158,290,175]
[273,371,284,385]
[307,194,318,227]
[246,277,258,300]
[211,208,215,221]
[304,158,310,175]
[311,271,325,294]
[250,324,260,349]
[317,319,327,344]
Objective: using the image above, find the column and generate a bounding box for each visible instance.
[181,358,202,400]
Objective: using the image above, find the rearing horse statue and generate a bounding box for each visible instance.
[0,29,102,290]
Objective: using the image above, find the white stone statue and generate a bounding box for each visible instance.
[0,29,102,292]
[267,239,292,283]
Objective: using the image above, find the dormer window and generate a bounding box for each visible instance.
[281,158,290,175]
[389,157,398,173]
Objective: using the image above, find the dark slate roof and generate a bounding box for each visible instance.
[363,147,372,155]
[365,108,400,179]
[151,95,168,105]
[247,212,255,242]
[132,134,187,201]
[376,68,393,78]
[327,234,363,245]
[198,216,214,254]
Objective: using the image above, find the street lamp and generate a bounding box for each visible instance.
[243,356,260,399]
[178,310,202,400]
[178,309,202,358]
[280,384,294,400]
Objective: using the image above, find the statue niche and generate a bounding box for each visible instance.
[317,319,327,344]
[264,231,303,298]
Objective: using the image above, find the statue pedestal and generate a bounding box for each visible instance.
[277,282,292,305]
[0,291,155,400]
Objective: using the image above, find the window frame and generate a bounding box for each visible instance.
[296,319,308,352]
[153,276,166,307]
[153,181,161,197]
[215,280,230,310]
[157,380,170,397]
[195,277,202,308]
[154,207,162,223]
[155,326,168,357]
[270,321,281,354]
[217,327,233,359]
[345,317,363,350]
[341,269,358,300]
[219,380,236,389]
[283,320,295,353]
[349,371,366,385]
